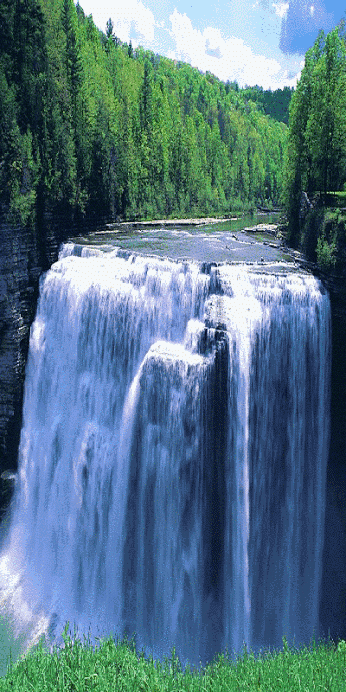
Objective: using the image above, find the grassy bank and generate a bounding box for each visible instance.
[0,629,345,691]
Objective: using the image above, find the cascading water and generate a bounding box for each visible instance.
[0,244,330,664]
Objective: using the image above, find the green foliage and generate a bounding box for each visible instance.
[316,234,337,270]
[7,127,40,225]
[0,0,288,225]
[298,204,346,270]
[0,631,345,691]
[241,85,293,125]
[285,23,346,257]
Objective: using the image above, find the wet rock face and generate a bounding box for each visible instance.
[0,219,41,486]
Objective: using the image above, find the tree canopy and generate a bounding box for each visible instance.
[0,0,289,226]
[285,24,346,249]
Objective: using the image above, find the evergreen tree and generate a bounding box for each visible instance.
[286,25,346,245]
[0,0,288,223]
[106,18,113,39]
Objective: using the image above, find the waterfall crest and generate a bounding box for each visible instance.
[0,246,330,663]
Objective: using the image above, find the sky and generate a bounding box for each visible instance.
[76,0,343,89]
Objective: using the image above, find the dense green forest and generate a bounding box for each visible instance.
[285,23,346,269]
[241,85,293,125]
[0,0,289,227]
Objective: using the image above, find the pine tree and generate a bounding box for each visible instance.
[106,18,113,39]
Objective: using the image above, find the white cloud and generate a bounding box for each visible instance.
[77,0,155,43]
[272,2,290,20]
[76,1,301,89]
[111,0,156,43]
[169,9,297,89]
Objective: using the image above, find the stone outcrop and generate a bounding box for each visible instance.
[299,190,313,224]
[0,218,41,478]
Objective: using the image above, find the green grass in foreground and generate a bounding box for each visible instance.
[0,629,345,691]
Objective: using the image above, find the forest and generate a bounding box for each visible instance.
[2,0,345,273]
[0,0,289,228]
[285,23,346,269]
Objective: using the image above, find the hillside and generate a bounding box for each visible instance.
[0,0,288,227]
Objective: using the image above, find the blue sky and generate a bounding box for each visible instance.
[76,1,343,89]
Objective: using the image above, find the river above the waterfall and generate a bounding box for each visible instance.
[68,212,295,265]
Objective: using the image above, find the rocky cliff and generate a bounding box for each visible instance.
[0,219,40,491]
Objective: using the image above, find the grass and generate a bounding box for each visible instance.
[0,627,345,691]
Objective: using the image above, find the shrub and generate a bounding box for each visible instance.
[316,234,337,270]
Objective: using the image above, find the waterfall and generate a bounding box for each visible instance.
[0,245,330,664]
